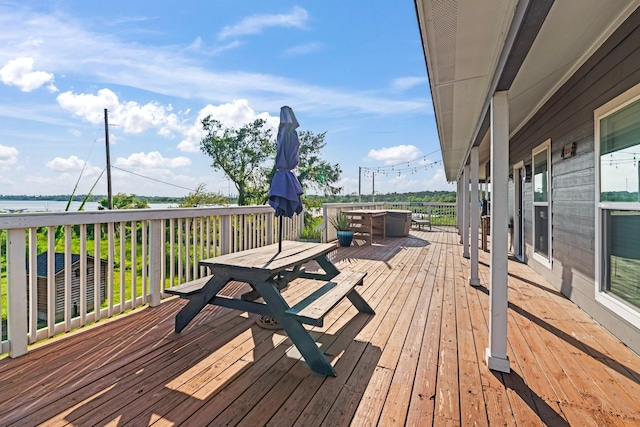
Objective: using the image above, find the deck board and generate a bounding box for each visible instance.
[1,227,640,426]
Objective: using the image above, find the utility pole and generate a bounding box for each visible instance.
[358,167,361,203]
[372,171,375,203]
[104,109,113,210]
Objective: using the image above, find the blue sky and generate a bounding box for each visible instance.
[0,0,451,198]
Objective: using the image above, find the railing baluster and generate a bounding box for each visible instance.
[47,228,55,337]
[141,221,147,305]
[28,228,37,344]
[108,222,115,317]
[149,219,162,307]
[178,218,184,283]
[79,224,87,325]
[64,225,72,332]
[169,218,175,289]
[120,221,126,314]
[94,223,101,322]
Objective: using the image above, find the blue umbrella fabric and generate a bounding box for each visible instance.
[268,106,304,219]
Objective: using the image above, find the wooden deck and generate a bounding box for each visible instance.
[2,227,640,426]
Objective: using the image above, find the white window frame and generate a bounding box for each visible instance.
[532,139,552,268]
[594,83,640,328]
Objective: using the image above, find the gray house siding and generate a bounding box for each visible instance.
[509,8,640,353]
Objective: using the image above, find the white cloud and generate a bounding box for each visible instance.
[45,156,103,187]
[219,6,308,40]
[115,151,191,169]
[366,145,422,165]
[0,8,429,120]
[46,155,88,172]
[283,42,325,56]
[187,37,244,56]
[57,89,120,124]
[392,76,429,92]
[0,57,55,92]
[0,144,19,167]
[57,88,183,136]
[427,168,454,188]
[177,99,278,153]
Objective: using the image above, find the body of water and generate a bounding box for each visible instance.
[0,200,177,213]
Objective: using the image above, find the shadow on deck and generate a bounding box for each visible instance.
[1,227,639,426]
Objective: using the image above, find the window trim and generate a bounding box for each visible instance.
[532,139,552,268]
[594,83,640,328]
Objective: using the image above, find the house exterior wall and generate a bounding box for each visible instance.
[509,7,640,354]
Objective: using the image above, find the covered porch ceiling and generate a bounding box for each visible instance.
[415,0,640,182]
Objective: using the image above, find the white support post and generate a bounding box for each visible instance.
[486,91,511,373]
[457,179,463,240]
[7,229,28,358]
[462,165,470,259]
[470,147,480,286]
[149,219,162,307]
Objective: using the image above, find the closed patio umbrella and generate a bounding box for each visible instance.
[268,106,304,253]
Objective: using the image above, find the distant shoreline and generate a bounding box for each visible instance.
[0,195,181,203]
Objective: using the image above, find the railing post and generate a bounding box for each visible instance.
[265,212,274,245]
[299,211,305,239]
[322,204,328,243]
[149,219,162,307]
[221,214,232,254]
[7,229,28,358]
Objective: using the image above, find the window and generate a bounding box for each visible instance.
[595,84,640,327]
[532,140,551,265]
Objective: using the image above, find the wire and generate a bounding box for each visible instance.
[360,150,442,176]
[111,166,198,192]
[361,159,443,178]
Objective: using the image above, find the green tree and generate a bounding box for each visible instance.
[98,193,149,210]
[200,117,274,206]
[263,130,343,201]
[178,183,228,207]
[296,131,342,196]
[200,119,342,205]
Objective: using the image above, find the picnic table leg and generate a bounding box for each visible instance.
[346,290,375,314]
[254,281,337,376]
[174,275,229,333]
[314,254,340,278]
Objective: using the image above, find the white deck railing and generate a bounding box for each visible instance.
[384,202,457,226]
[322,202,457,241]
[0,206,303,357]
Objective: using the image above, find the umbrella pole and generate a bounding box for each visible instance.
[278,216,283,253]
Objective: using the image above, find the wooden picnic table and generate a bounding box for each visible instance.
[166,240,374,376]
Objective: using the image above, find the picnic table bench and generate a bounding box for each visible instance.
[165,241,375,376]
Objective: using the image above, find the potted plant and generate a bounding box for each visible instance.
[329,212,354,247]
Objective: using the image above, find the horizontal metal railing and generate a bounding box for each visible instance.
[0,206,303,357]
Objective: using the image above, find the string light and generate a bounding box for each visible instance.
[360,158,444,185]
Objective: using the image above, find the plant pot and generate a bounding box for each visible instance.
[336,230,354,247]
